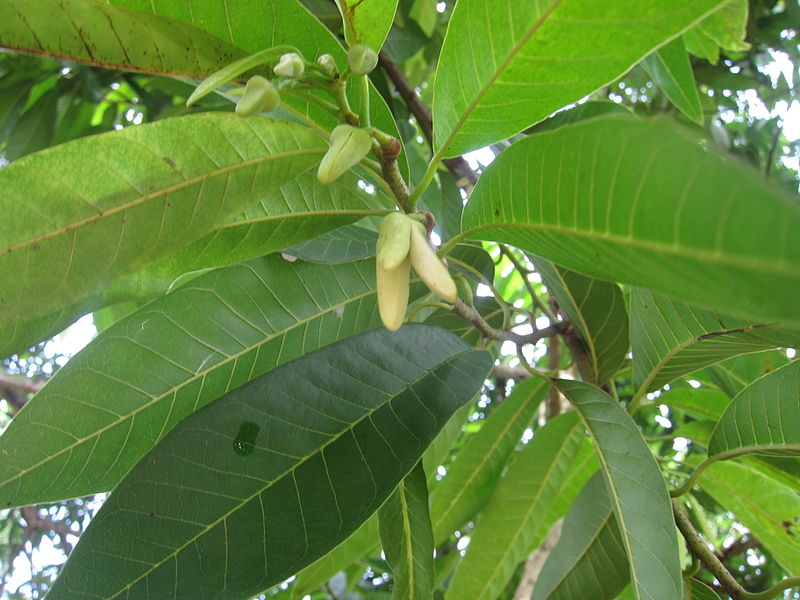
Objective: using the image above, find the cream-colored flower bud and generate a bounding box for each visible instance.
[409,224,457,303]
[274,52,305,78]
[377,256,411,331]
[376,212,413,271]
[235,76,280,117]
[317,125,373,184]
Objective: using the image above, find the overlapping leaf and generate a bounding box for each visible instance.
[285,224,378,264]
[429,378,546,542]
[378,461,434,600]
[641,37,703,123]
[462,117,800,326]
[0,0,244,77]
[433,0,726,156]
[532,472,628,600]
[0,113,327,331]
[336,0,398,51]
[445,412,587,600]
[698,459,800,574]
[47,325,492,600]
[556,380,682,600]
[536,259,628,383]
[708,359,800,459]
[704,350,791,398]
[631,289,800,394]
[0,255,389,507]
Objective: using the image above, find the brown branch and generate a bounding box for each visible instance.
[378,51,478,186]
[20,506,76,555]
[491,364,535,381]
[0,374,44,413]
[512,520,563,600]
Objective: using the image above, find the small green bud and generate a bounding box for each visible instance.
[453,274,474,308]
[317,125,373,184]
[235,75,280,117]
[274,52,305,78]
[317,53,338,76]
[347,44,378,75]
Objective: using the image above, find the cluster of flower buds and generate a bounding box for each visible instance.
[376,212,457,330]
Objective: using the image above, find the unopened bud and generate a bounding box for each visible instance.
[235,75,280,117]
[317,53,338,76]
[347,44,378,75]
[274,52,305,78]
[317,125,373,184]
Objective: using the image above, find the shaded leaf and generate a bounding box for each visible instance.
[445,412,587,600]
[704,350,791,398]
[0,0,244,77]
[0,255,388,507]
[0,113,326,330]
[429,378,546,543]
[536,258,629,383]
[47,325,492,599]
[698,0,750,52]
[462,117,800,327]
[658,387,731,421]
[698,459,800,574]
[532,472,628,600]
[684,578,721,600]
[433,0,726,156]
[378,461,434,600]
[631,289,800,394]
[556,380,682,600]
[709,359,800,459]
[683,27,720,64]
[641,37,703,124]
[285,224,378,264]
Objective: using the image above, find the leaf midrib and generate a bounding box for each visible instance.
[108,351,471,599]
[0,282,376,494]
[466,222,799,277]
[4,147,326,254]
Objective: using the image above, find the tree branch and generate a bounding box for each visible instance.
[451,299,567,345]
[512,520,563,600]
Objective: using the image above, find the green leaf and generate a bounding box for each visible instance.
[429,377,547,543]
[658,387,731,421]
[0,112,327,330]
[682,27,720,64]
[532,472,628,600]
[631,289,800,394]
[462,117,800,327]
[698,0,750,52]
[0,0,245,77]
[109,0,407,176]
[535,259,629,383]
[285,224,378,264]
[640,37,703,124]
[336,0,399,51]
[47,325,492,600]
[684,578,721,600]
[697,459,800,574]
[708,359,800,459]
[556,380,683,600]
[445,412,587,600]
[704,350,791,398]
[378,461,434,600]
[0,255,391,507]
[432,0,726,156]
[4,84,58,160]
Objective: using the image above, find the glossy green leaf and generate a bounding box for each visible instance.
[0,0,244,77]
[336,0,398,51]
[0,113,326,331]
[698,459,800,574]
[532,472,628,600]
[527,101,633,135]
[378,461,434,600]
[429,378,546,543]
[0,255,391,507]
[47,325,492,600]
[556,380,683,600]
[462,117,800,327]
[445,412,587,600]
[698,0,750,52]
[285,224,378,264]
[432,0,726,156]
[641,37,703,124]
[631,289,800,394]
[535,259,628,383]
[682,27,720,64]
[708,359,800,459]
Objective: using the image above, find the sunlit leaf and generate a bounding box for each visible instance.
[463,117,800,326]
[433,0,726,156]
[336,0,399,51]
[47,325,492,600]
